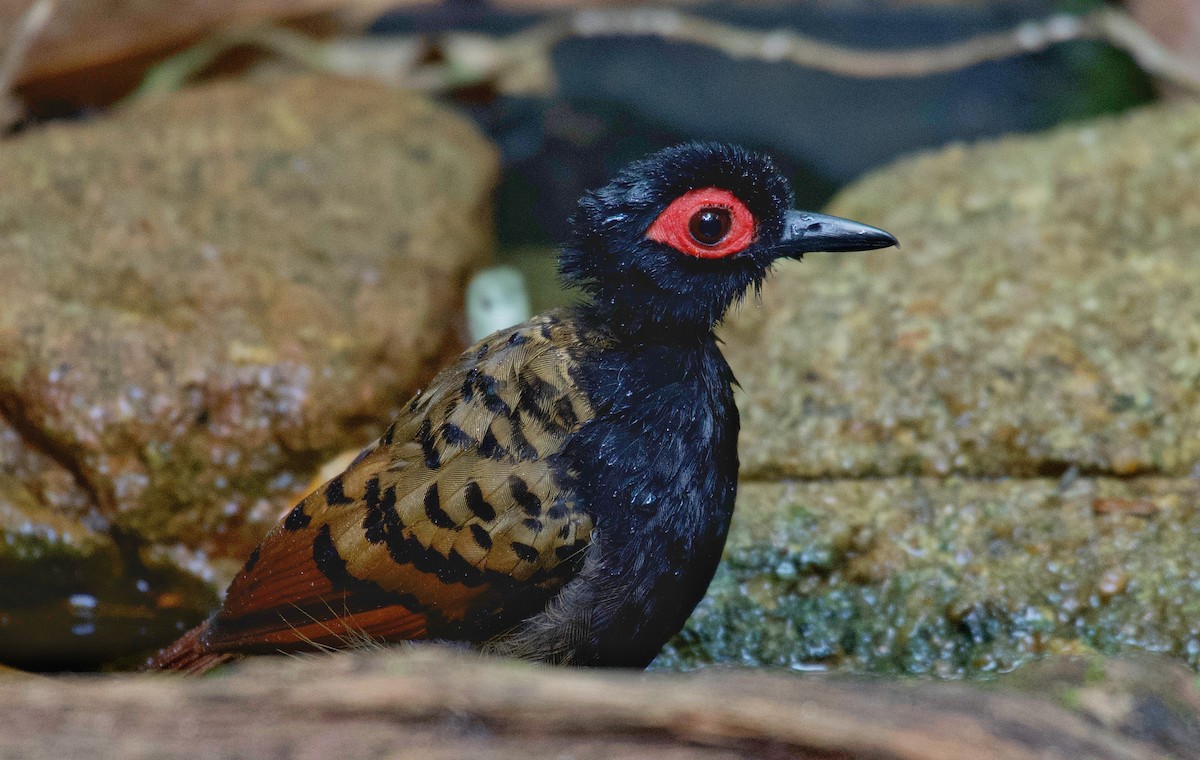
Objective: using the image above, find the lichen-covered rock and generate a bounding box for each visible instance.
[0,75,497,667]
[671,104,1200,675]
[725,103,1200,480]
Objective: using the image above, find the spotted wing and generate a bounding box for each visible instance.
[206,313,597,652]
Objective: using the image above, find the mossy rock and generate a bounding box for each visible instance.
[0,75,497,667]
[670,103,1200,676]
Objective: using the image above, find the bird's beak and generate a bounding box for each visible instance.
[779,210,897,255]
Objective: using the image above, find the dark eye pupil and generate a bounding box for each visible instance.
[689,207,731,246]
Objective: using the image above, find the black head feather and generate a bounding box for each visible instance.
[560,142,796,336]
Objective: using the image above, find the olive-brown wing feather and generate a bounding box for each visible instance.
[205,314,596,653]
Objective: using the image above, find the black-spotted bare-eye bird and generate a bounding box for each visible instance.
[149,142,896,672]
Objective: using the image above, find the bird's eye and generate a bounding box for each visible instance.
[645,187,755,259]
[689,207,732,246]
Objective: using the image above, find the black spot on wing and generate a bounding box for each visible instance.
[419,418,441,470]
[506,419,539,461]
[363,476,380,510]
[424,483,456,529]
[244,546,261,572]
[553,396,578,429]
[511,541,539,563]
[382,421,398,445]
[477,428,505,460]
[363,484,399,544]
[464,481,496,521]
[470,523,493,550]
[517,375,559,427]
[461,367,480,402]
[441,423,476,448]
[478,374,512,416]
[284,504,311,531]
[521,372,557,402]
[324,477,350,506]
[312,524,380,595]
[508,476,542,516]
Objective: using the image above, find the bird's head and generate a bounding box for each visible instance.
[560,142,897,337]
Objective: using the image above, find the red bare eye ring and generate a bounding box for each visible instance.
[645,187,755,259]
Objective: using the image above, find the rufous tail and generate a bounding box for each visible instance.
[143,619,239,674]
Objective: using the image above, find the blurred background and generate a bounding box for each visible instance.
[1,0,1185,311]
[2,0,1200,676]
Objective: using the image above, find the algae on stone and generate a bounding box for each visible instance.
[661,477,1200,675]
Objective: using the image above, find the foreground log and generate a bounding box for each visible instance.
[3,650,1198,759]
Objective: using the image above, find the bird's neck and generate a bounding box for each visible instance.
[572,301,720,346]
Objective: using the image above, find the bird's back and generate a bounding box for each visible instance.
[150,310,601,667]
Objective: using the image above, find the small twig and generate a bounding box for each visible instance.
[0,0,54,92]
[345,6,1200,95]
[561,8,1098,78]
[134,23,330,98]
[131,5,1200,100]
[0,0,55,128]
[1097,8,1200,92]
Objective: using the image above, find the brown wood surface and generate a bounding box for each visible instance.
[2,649,1197,759]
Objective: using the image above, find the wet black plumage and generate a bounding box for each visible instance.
[558,333,738,666]
[147,142,895,672]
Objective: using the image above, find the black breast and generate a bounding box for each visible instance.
[563,330,739,667]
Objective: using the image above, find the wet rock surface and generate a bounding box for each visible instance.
[661,476,1200,675]
[673,103,1200,675]
[0,75,497,667]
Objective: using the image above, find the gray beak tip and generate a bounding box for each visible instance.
[781,210,898,254]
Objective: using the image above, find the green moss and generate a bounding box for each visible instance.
[657,478,1200,677]
[1084,657,1107,684]
[1058,687,1084,711]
